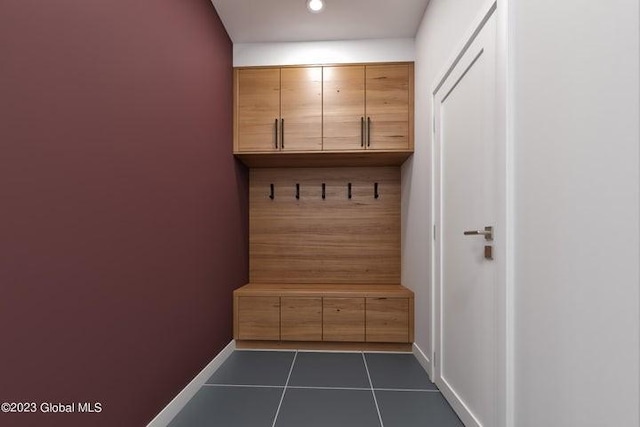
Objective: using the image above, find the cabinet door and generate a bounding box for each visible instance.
[281,67,322,151]
[236,68,280,152]
[237,296,280,340]
[323,297,365,342]
[365,64,410,150]
[322,66,366,151]
[281,297,322,341]
[365,298,409,343]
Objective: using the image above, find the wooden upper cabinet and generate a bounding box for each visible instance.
[323,64,412,152]
[236,68,280,152]
[281,67,322,151]
[323,66,366,151]
[366,64,412,150]
[234,62,414,165]
[235,67,322,153]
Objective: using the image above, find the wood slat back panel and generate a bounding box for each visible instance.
[250,167,400,284]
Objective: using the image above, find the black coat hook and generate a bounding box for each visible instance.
[295,183,300,200]
[374,182,379,199]
[322,183,326,200]
[269,183,274,200]
[348,183,352,199]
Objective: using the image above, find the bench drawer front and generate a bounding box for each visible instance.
[281,297,322,341]
[365,297,409,343]
[237,296,280,340]
[323,297,365,342]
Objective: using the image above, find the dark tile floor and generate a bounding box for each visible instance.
[168,350,463,427]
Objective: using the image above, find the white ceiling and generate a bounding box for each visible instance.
[211,0,430,43]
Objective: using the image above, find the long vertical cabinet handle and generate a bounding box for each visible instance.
[281,119,285,149]
[361,117,365,147]
[274,118,279,149]
[367,117,372,147]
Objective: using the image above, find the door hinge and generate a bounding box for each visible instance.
[433,225,436,241]
[433,352,437,367]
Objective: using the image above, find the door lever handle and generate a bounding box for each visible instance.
[463,226,493,241]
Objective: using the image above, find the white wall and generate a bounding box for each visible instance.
[412,0,639,424]
[512,0,639,425]
[403,0,489,372]
[233,38,414,67]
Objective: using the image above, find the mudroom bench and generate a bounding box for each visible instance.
[233,283,414,352]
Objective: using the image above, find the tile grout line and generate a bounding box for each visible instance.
[362,352,384,427]
[271,350,298,427]
[203,384,440,392]
[288,386,371,391]
[203,384,283,389]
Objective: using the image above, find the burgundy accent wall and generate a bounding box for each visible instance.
[0,1,247,426]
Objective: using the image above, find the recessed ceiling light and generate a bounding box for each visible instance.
[307,0,324,13]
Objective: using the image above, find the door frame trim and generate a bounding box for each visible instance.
[429,1,514,426]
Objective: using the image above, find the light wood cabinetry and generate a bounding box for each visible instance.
[236,68,280,152]
[234,62,414,167]
[366,297,410,343]
[323,298,365,342]
[323,64,412,151]
[235,67,322,153]
[365,64,412,150]
[280,67,322,151]
[281,297,322,341]
[236,296,280,341]
[323,66,366,151]
[233,62,414,346]
[233,284,414,349]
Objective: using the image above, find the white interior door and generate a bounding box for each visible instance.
[433,11,498,427]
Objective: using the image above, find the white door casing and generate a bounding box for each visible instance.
[432,4,507,427]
